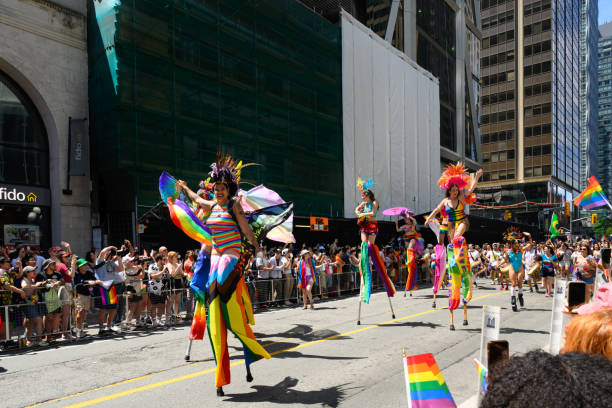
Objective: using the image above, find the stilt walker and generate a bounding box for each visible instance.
[394,210,424,296]
[425,163,482,329]
[160,153,293,396]
[355,177,396,324]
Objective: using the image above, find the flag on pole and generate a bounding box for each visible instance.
[403,352,456,408]
[550,213,560,238]
[474,358,488,394]
[573,176,612,210]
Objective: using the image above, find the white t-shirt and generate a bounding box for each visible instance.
[124,264,142,291]
[95,257,125,284]
[268,256,283,279]
[280,256,292,275]
[523,248,536,268]
[487,250,502,268]
[257,256,269,279]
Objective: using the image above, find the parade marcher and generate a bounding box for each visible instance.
[355,177,396,323]
[499,228,530,311]
[297,249,317,309]
[425,163,481,329]
[540,244,559,297]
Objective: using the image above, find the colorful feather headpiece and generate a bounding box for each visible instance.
[209,152,256,198]
[504,226,524,244]
[438,162,471,191]
[357,176,375,195]
[197,177,214,200]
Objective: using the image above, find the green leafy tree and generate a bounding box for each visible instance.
[593,217,612,236]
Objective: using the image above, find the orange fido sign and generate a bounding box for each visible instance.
[310,217,329,232]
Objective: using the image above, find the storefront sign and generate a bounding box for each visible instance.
[69,118,88,176]
[0,184,51,206]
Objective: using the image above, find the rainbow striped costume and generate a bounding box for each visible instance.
[208,204,242,253]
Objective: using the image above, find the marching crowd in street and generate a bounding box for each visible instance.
[0,234,610,350]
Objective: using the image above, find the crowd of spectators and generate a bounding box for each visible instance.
[0,233,610,351]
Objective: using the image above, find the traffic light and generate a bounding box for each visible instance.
[564,202,570,217]
[592,213,597,225]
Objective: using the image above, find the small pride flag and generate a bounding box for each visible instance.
[403,352,456,408]
[574,176,611,210]
[474,358,488,394]
[98,281,117,305]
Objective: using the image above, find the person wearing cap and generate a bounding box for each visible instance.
[297,249,317,309]
[268,249,284,306]
[40,259,64,343]
[123,254,144,329]
[95,246,124,335]
[56,249,75,340]
[280,248,294,305]
[20,265,46,346]
[73,259,101,338]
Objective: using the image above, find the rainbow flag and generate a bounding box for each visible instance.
[474,358,488,394]
[574,176,611,210]
[403,353,456,408]
[98,281,117,305]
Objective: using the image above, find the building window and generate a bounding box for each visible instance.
[0,71,49,187]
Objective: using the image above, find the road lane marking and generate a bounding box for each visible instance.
[38,291,505,408]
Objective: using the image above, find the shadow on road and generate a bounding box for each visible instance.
[254,324,351,342]
[500,327,549,335]
[381,321,443,329]
[223,376,348,407]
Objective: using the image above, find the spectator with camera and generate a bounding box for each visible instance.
[40,259,64,343]
[94,245,125,336]
[123,254,145,329]
[73,259,101,338]
[147,254,167,327]
[20,265,46,346]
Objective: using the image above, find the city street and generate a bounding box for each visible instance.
[2,281,555,408]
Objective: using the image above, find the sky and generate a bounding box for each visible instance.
[601,1,612,26]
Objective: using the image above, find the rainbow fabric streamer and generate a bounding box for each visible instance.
[369,243,396,298]
[167,198,212,245]
[360,241,372,303]
[297,258,318,289]
[452,236,472,303]
[98,281,117,305]
[239,185,295,243]
[189,248,210,341]
[433,244,446,295]
[474,358,488,394]
[574,176,611,210]
[406,248,418,291]
[403,353,456,408]
[447,244,462,311]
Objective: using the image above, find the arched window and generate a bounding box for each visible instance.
[0,71,49,187]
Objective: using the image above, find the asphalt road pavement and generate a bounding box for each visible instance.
[0,281,555,408]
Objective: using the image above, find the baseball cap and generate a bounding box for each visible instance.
[22,266,36,274]
[76,259,89,269]
[299,249,308,256]
[281,248,289,255]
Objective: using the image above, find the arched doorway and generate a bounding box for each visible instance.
[0,70,52,252]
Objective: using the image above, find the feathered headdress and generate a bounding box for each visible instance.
[438,162,471,190]
[197,177,214,200]
[504,226,524,244]
[209,152,256,198]
[438,162,478,204]
[357,176,375,195]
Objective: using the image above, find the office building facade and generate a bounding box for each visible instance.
[478,0,581,220]
[599,23,612,200]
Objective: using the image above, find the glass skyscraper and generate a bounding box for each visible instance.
[477,0,582,222]
[580,0,599,191]
[599,23,612,200]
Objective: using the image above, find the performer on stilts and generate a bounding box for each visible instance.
[425,163,482,330]
[427,215,447,308]
[395,210,424,296]
[499,227,532,312]
[161,153,293,396]
[355,177,396,324]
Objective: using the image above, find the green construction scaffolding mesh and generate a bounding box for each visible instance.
[88,0,343,218]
